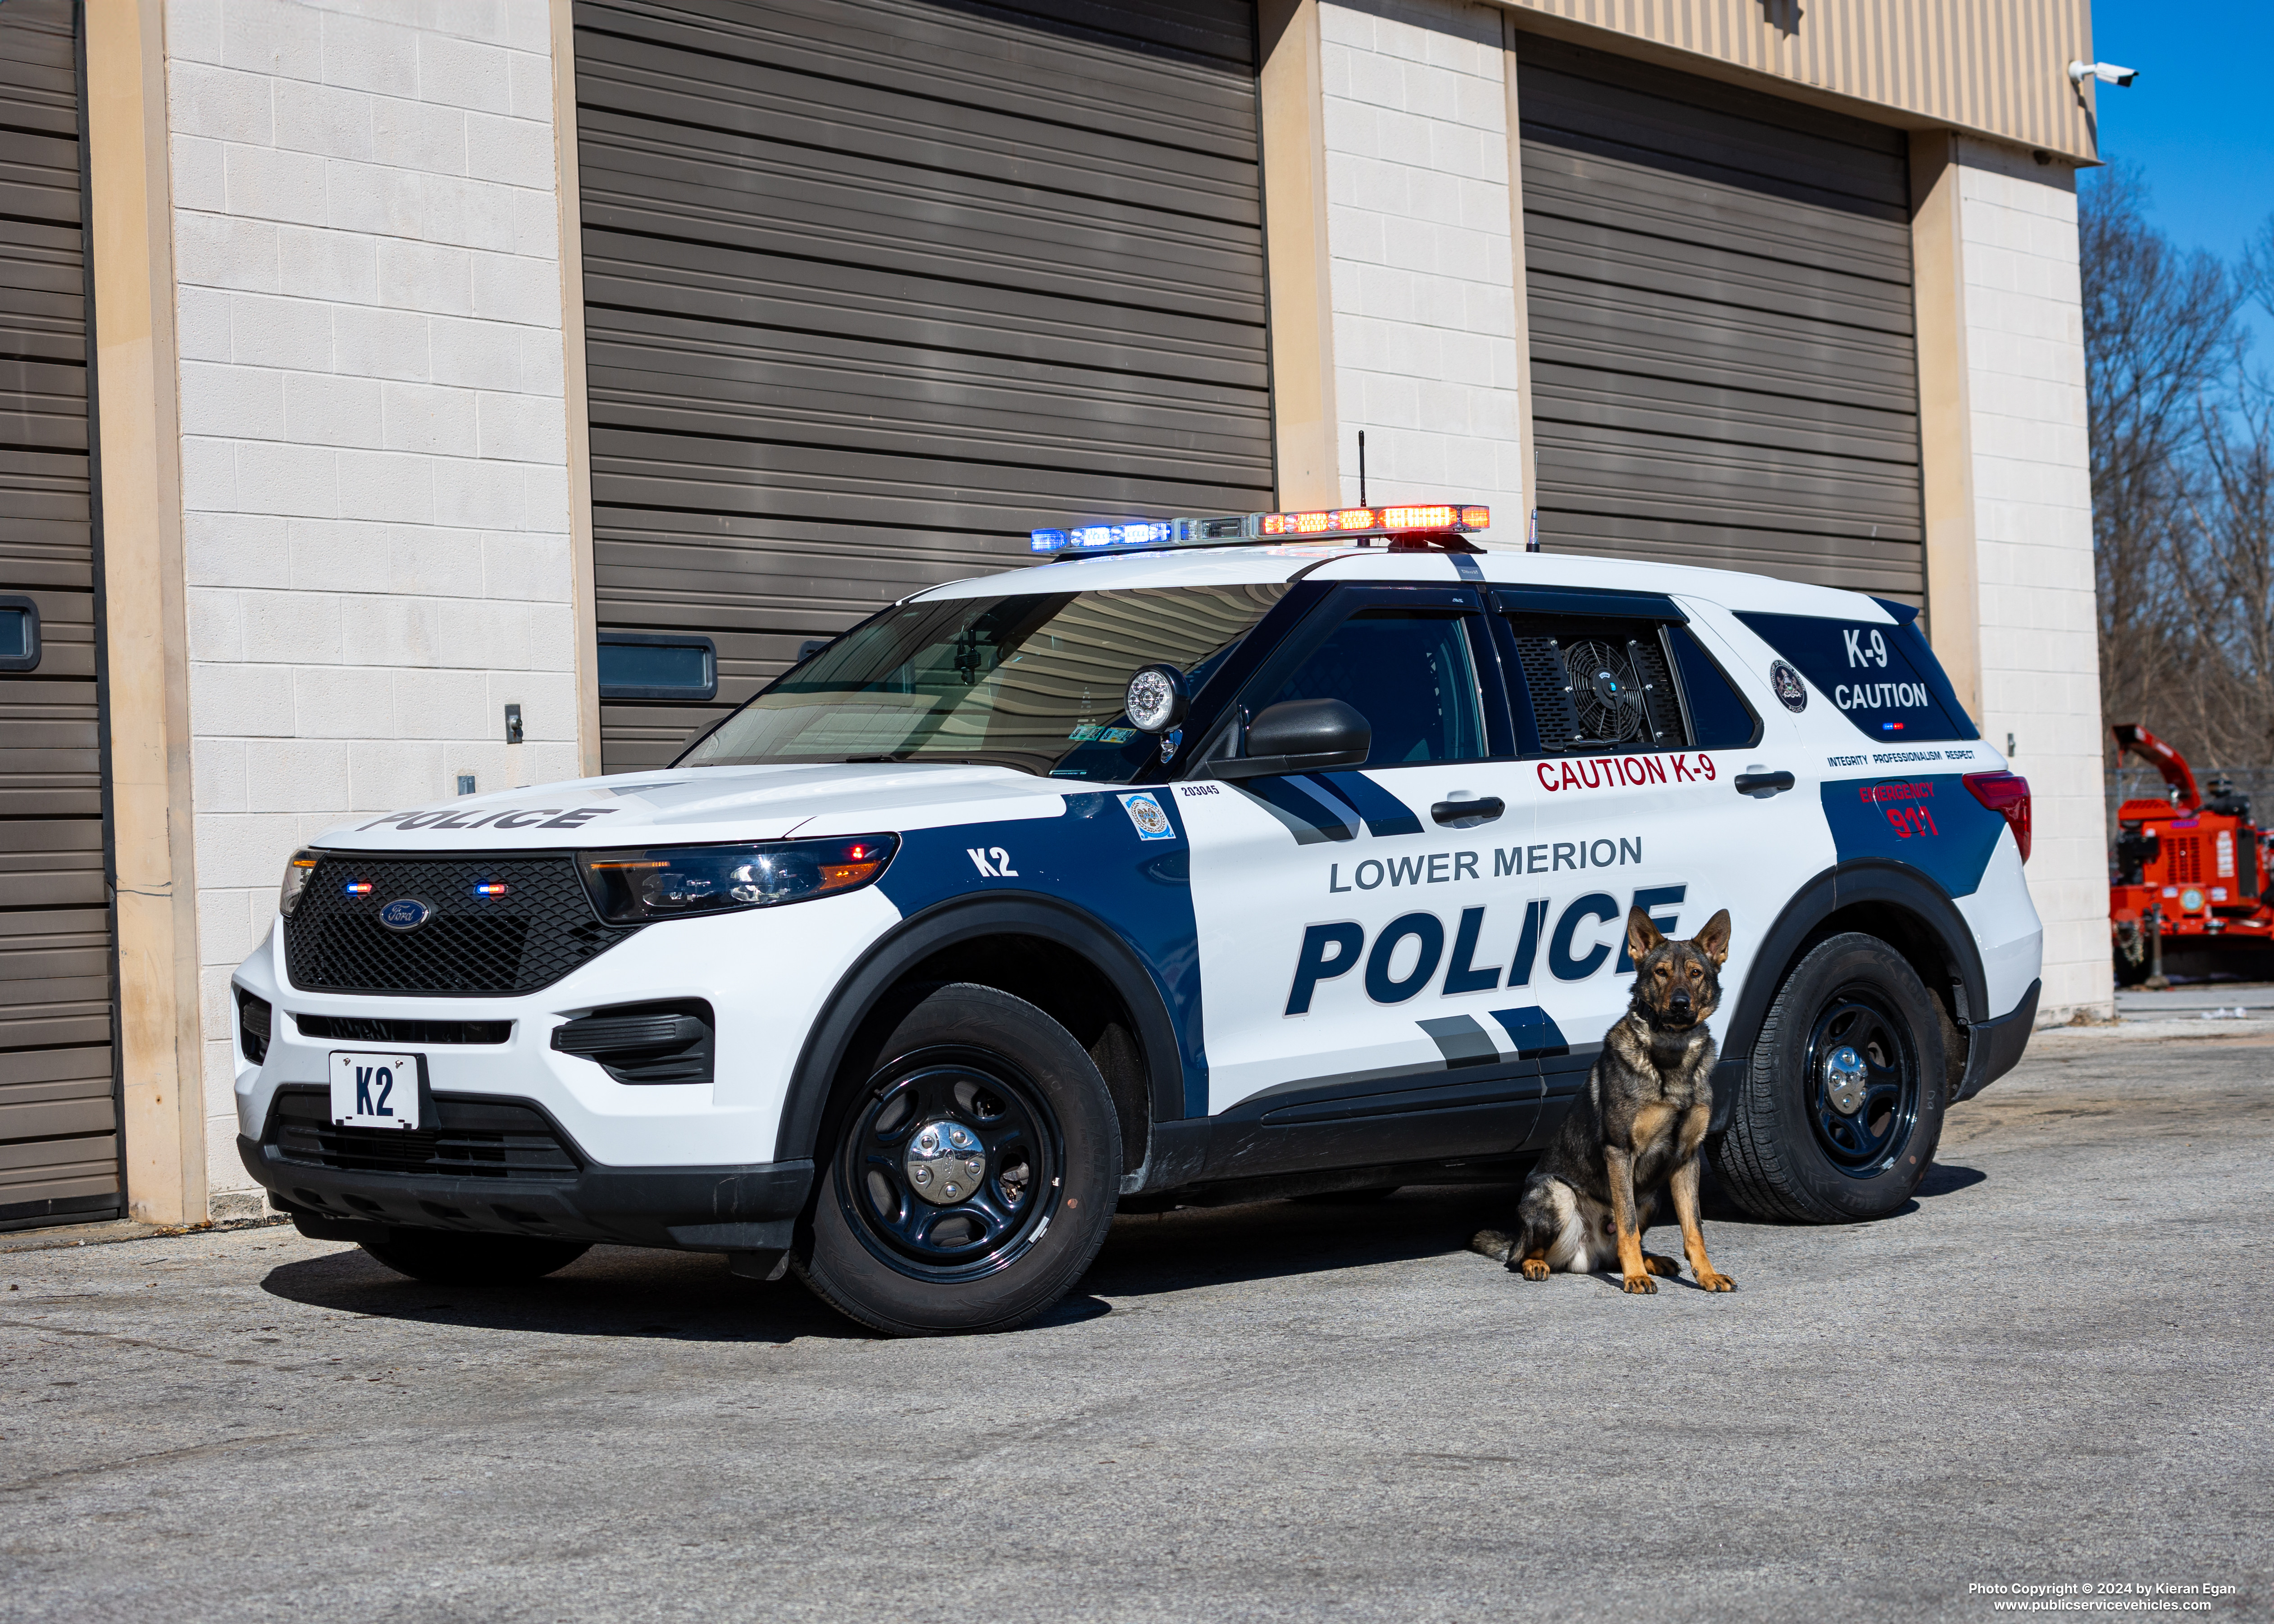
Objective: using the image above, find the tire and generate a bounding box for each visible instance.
[1710,933,1947,1224]
[792,983,1122,1336]
[359,1232,590,1285]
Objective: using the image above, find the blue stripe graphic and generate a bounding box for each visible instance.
[1313,771,1424,837]
[1489,1005,1569,1059]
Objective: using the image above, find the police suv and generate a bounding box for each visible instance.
[232,503,2041,1334]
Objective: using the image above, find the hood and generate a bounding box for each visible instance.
[314,763,1085,853]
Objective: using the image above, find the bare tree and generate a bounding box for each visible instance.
[2082,166,2241,765]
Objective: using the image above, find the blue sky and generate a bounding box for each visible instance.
[2091,0,2274,346]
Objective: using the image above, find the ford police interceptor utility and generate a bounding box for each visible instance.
[232,503,2041,1335]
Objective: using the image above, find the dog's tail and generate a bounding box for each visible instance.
[1469,1228,1518,1264]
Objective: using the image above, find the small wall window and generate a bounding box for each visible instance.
[597,633,716,702]
[0,595,38,673]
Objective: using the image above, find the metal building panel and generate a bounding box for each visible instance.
[574,0,1274,769]
[1519,37,1926,600]
[0,0,121,1231]
[1508,0,2097,164]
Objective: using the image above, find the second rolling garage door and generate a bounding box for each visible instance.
[572,0,1274,769]
[1517,36,1926,600]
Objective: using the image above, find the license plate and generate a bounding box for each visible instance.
[329,1051,422,1131]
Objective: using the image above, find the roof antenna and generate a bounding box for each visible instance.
[1358,431,1367,509]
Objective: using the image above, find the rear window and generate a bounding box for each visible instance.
[1494,588,1758,755]
[1735,607,1978,743]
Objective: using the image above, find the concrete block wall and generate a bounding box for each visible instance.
[1953,138,2110,1021]
[164,0,580,1211]
[1317,0,1526,545]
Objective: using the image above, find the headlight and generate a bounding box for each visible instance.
[278,849,321,918]
[578,834,898,924]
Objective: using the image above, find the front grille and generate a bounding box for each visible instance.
[293,1014,514,1045]
[284,852,639,996]
[266,1087,579,1180]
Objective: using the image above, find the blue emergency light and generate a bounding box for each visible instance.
[1029,503,1489,555]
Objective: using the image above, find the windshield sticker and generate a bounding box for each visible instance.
[1068,723,1138,745]
[1119,792,1175,842]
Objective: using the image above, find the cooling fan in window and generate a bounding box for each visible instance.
[1561,638,1650,745]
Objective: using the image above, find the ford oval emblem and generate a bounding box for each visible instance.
[378,897,433,932]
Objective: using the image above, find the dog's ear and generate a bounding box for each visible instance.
[1693,909,1732,966]
[1627,907,1666,964]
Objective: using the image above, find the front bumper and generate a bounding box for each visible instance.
[240,1086,814,1251]
[231,885,901,1169]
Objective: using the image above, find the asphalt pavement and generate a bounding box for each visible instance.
[3,1029,2269,1623]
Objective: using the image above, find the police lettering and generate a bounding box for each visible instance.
[1284,887,1689,1014]
[1535,754,1715,793]
[1327,838,1641,892]
[1833,681,1929,711]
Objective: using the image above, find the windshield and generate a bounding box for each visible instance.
[679,583,1290,780]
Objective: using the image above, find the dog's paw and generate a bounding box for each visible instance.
[1643,1253,1681,1278]
[1620,1271,1658,1294]
[1693,1268,1735,1292]
[1519,1258,1550,1281]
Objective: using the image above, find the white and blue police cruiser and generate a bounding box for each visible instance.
[231,502,2041,1334]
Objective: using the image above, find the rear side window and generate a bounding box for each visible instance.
[1493,588,1756,755]
[1665,626,1760,749]
[1735,606,1978,743]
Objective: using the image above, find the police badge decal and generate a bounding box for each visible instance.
[1118,792,1175,841]
[1770,660,1808,712]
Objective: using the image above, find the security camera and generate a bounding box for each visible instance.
[2068,60,2138,87]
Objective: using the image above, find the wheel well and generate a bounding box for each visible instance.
[897,934,1151,1175]
[1786,901,1971,1089]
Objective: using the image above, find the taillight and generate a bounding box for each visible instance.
[1964,771,2031,863]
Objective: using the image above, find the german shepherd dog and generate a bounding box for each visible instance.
[1471,907,1736,1294]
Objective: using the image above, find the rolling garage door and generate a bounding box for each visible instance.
[0,1,122,1230]
[573,0,1274,769]
[1518,36,1925,600]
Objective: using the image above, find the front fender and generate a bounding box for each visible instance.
[774,892,1192,1165]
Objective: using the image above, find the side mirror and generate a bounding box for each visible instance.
[1210,698,1371,781]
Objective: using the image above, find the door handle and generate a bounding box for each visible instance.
[1733,771,1796,795]
[1432,796,1505,827]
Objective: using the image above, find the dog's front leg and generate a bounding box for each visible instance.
[1668,1150,1733,1292]
[1604,1144,1654,1294]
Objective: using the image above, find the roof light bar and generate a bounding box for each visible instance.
[1028,503,1487,555]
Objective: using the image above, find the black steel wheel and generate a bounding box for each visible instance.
[1710,933,1947,1224]
[793,983,1121,1335]
[1803,992,1921,1176]
[839,1048,1061,1282]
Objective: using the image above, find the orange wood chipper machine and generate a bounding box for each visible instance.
[2110,724,2274,985]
